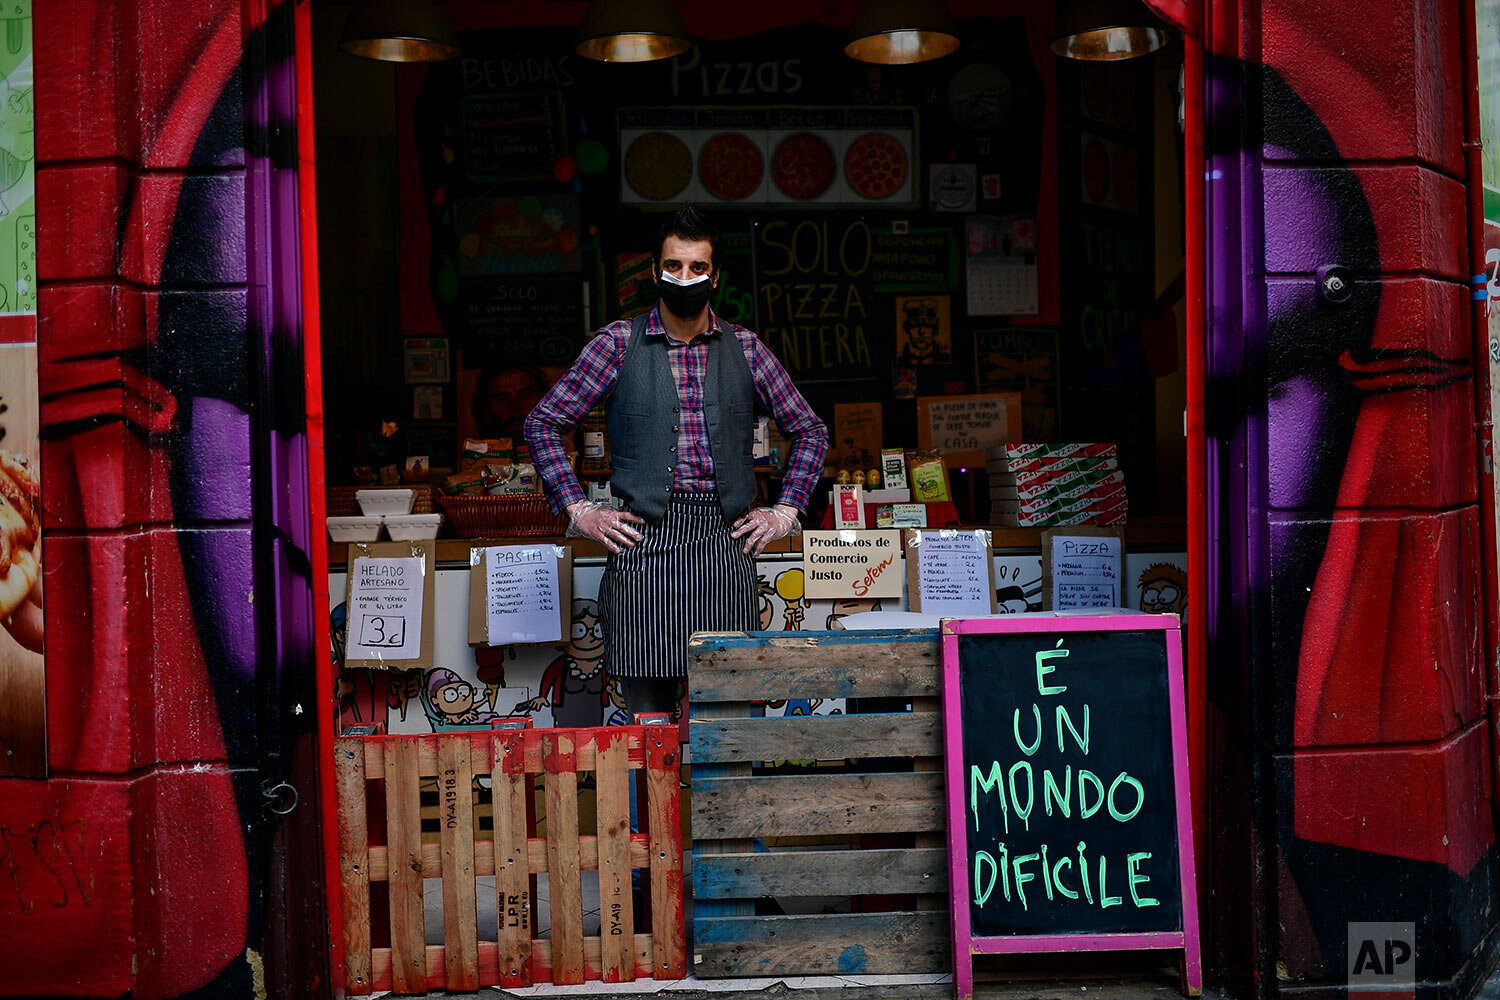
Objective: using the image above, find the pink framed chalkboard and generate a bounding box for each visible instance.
[940,612,1201,999]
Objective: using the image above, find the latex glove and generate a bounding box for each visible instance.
[566,500,645,554]
[731,504,800,556]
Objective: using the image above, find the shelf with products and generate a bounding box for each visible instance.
[325,517,1186,569]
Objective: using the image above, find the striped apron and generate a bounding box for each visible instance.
[598,490,758,678]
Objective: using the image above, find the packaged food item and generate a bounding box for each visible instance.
[836,467,851,484]
[580,408,609,476]
[851,469,867,485]
[833,484,864,529]
[891,503,928,527]
[908,450,951,503]
[445,472,486,495]
[460,437,513,472]
[873,503,895,528]
[880,448,908,489]
[866,467,882,488]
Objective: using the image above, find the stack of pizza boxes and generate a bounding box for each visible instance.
[987,443,1126,527]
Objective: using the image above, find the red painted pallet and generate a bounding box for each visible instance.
[333,725,685,995]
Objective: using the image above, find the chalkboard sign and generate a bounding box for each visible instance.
[754,216,877,383]
[871,224,959,292]
[461,91,565,184]
[462,275,583,367]
[940,613,1200,999]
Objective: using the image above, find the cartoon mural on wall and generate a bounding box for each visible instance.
[511,597,608,728]
[421,667,501,729]
[1137,561,1187,618]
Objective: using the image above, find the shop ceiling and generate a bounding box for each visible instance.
[336,0,1169,66]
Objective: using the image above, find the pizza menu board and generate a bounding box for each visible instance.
[461,91,566,184]
[619,106,916,207]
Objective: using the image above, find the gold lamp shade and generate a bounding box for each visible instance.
[1051,0,1170,60]
[845,0,960,65]
[576,0,692,63]
[339,0,460,62]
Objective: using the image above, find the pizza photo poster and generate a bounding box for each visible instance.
[0,343,43,778]
[620,106,917,208]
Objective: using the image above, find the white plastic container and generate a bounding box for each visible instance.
[383,513,442,541]
[327,515,384,542]
[355,488,415,517]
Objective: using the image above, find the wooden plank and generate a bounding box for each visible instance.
[689,697,755,945]
[364,732,647,778]
[595,729,634,982]
[692,848,948,899]
[694,772,943,838]
[543,731,585,985]
[492,732,532,988]
[912,695,945,912]
[691,711,941,763]
[688,631,939,702]
[334,738,373,995]
[693,911,949,977]
[367,934,657,992]
[437,735,478,991]
[645,732,686,980]
[384,738,428,994]
[367,834,651,880]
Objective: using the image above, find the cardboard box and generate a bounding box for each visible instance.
[986,455,1120,486]
[994,442,1118,468]
[991,471,1127,504]
[991,489,1129,517]
[993,506,1128,527]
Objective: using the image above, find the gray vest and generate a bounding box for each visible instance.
[606,311,757,523]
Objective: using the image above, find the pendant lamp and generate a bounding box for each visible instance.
[1051,0,1169,61]
[576,0,692,63]
[339,0,460,62]
[845,0,960,65]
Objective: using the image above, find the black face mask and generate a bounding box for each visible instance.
[656,271,714,319]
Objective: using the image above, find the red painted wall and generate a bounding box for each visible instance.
[1204,0,1498,990]
[0,1,280,996]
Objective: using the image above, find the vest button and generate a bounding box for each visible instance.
[673,406,680,413]
[670,445,677,452]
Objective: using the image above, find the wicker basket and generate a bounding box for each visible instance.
[436,493,567,538]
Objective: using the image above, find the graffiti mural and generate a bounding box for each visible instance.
[0,0,320,996]
[1197,0,1496,985]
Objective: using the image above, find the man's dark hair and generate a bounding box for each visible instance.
[653,205,723,274]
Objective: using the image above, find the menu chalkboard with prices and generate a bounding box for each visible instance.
[940,612,1201,999]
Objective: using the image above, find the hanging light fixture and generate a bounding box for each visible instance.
[844,0,960,65]
[339,0,460,63]
[1051,0,1169,61]
[576,0,692,63]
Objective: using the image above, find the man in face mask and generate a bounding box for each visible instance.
[525,206,828,715]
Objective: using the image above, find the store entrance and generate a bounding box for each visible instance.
[296,0,1205,992]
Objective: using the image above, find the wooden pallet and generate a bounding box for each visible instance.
[688,629,950,978]
[334,726,685,995]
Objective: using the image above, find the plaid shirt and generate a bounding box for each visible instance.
[525,306,828,514]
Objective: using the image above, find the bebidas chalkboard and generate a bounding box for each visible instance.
[940,612,1201,999]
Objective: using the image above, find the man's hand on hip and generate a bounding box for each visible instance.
[731,504,799,556]
[566,501,645,553]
